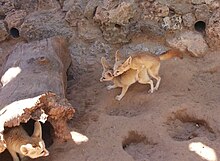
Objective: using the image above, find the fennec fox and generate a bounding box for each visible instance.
[100,57,154,101]
[113,49,183,90]
[3,121,49,161]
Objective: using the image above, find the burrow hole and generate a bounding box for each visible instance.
[194,21,206,33]
[9,27,20,38]
[122,131,158,160]
[166,110,216,141]
[0,119,54,161]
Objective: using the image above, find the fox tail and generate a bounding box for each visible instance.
[159,49,183,61]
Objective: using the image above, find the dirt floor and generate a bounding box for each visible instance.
[0,36,220,161]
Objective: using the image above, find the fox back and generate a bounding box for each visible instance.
[113,49,182,76]
[4,121,49,161]
[113,50,159,76]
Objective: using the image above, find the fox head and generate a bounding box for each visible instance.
[100,57,114,82]
[20,121,49,159]
[113,50,132,76]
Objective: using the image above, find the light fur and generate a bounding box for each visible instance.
[3,121,49,161]
[100,57,154,101]
[113,49,183,90]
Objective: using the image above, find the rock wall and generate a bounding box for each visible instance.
[0,0,219,59]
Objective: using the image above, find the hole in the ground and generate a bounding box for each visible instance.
[166,110,216,141]
[194,21,206,32]
[0,119,54,161]
[122,131,159,160]
[9,27,20,38]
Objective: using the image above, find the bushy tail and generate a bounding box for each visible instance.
[159,49,183,61]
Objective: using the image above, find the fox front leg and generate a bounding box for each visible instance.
[115,86,129,101]
[7,149,20,161]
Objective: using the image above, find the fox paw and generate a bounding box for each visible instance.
[148,89,154,94]
[115,95,122,101]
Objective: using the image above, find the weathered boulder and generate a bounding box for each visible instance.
[140,1,169,21]
[4,10,27,29]
[65,5,84,27]
[139,20,165,36]
[166,31,208,57]
[191,0,205,5]
[20,10,72,41]
[206,9,220,47]
[84,0,101,19]
[0,0,14,15]
[182,13,196,28]
[13,0,60,13]
[94,2,136,44]
[194,4,211,21]
[169,3,194,15]
[162,14,183,30]
[0,21,8,42]
[78,19,102,42]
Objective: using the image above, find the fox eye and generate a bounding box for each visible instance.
[116,70,120,74]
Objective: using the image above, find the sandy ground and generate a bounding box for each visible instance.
[0,37,220,161]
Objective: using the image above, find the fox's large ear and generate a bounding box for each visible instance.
[115,50,121,62]
[123,56,132,66]
[20,144,32,155]
[101,57,109,69]
[32,121,42,139]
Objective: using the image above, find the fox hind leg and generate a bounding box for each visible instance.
[135,65,145,80]
[148,65,161,90]
[138,71,154,93]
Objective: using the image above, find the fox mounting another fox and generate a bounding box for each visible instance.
[100,57,154,101]
[3,121,49,161]
[113,49,183,91]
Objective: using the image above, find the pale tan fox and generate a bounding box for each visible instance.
[3,121,49,161]
[100,57,154,101]
[113,49,183,90]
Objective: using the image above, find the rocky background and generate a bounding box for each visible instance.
[0,0,220,161]
[0,0,220,65]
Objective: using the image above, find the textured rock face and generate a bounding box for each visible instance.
[182,13,196,28]
[206,9,220,47]
[78,19,102,42]
[0,0,14,15]
[13,0,60,13]
[0,21,8,42]
[20,10,72,41]
[194,4,211,21]
[94,2,136,44]
[166,31,208,57]
[162,15,182,30]
[4,10,27,29]
[65,5,84,27]
[84,0,101,19]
